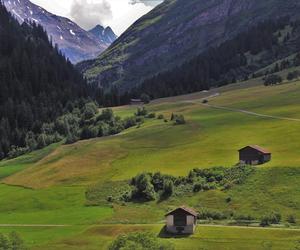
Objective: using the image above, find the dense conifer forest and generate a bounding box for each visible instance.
[130,18,300,99]
[0,2,90,159]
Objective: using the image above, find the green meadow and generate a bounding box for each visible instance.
[1,78,300,249]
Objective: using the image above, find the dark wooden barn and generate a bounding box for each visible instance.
[130,99,144,105]
[239,145,271,165]
[165,206,198,234]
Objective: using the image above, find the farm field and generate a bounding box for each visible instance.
[1,78,300,249]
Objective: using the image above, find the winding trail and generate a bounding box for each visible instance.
[183,92,300,122]
[203,103,300,122]
[0,224,70,227]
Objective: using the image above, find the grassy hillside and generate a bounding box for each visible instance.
[1,77,300,249]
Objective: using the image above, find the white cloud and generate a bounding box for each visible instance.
[70,0,112,30]
[129,0,163,7]
[30,0,161,35]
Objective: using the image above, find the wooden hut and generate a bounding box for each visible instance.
[130,99,144,105]
[165,206,198,234]
[239,145,271,165]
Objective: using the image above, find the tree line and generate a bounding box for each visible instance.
[0,2,91,159]
[129,17,300,99]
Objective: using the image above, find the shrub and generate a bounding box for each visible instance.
[260,215,271,227]
[109,232,174,250]
[123,117,137,129]
[0,232,26,250]
[98,109,114,121]
[131,173,157,201]
[234,214,255,221]
[162,179,174,197]
[174,115,186,125]
[225,197,232,203]
[135,107,148,116]
[157,114,164,119]
[264,74,282,86]
[83,102,98,120]
[260,212,281,226]
[9,231,26,250]
[287,214,296,224]
[80,126,98,139]
[198,209,227,220]
[7,146,29,159]
[140,93,151,104]
[0,233,10,250]
[287,70,299,81]
[146,113,156,119]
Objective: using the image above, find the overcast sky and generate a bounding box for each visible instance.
[30,0,162,35]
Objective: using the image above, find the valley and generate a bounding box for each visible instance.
[1,76,300,249]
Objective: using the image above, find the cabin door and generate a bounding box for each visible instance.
[174,214,187,226]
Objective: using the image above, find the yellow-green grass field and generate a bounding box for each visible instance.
[1,78,300,249]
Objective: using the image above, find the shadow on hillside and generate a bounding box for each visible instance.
[158,226,191,239]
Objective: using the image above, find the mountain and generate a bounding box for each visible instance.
[89,25,117,45]
[79,0,300,91]
[0,2,89,159]
[3,0,115,63]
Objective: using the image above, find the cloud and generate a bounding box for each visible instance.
[70,0,113,30]
[129,0,163,7]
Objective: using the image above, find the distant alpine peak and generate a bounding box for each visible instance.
[89,24,118,45]
[3,0,117,63]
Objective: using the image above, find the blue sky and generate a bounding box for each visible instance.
[30,0,162,35]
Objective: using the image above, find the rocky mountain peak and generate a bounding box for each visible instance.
[3,0,116,63]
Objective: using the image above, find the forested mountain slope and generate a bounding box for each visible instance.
[0,3,89,159]
[79,0,300,91]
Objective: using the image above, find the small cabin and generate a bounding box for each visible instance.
[165,206,198,234]
[130,99,144,105]
[239,145,271,165]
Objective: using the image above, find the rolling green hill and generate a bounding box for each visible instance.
[1,75,300,249]
[79,0,300,92]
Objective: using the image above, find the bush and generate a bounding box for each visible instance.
[83,102,98,120]
[260,215,271,227]
[98,109,113,121]
[174,115,186,125]
[0,232,26,250]
[234,214,255,221]
[264,74,282,86]
[140,93,151,104]
[198,209,227,220]
[287,70,299,81]
[135,107,148,116]
[123,117,137,129]
[80,126,98,139]
[260,212,281,227]
[157,114,164,119]
[225,197,232,203]
[146,113,156,119]
[131,173,157,201]
[162,179,174,197]
[287,214,296,224]
[109,232,174,250]
[7,146,29,159]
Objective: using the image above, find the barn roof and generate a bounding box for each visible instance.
[165,206,198,217]
[239,145,271,154]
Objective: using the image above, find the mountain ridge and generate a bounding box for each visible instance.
[3,0,117,63]
[79,0,300,91]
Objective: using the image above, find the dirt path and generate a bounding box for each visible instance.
[203,103,300,122]
[0,224,70,227]
[183,93,300,122]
